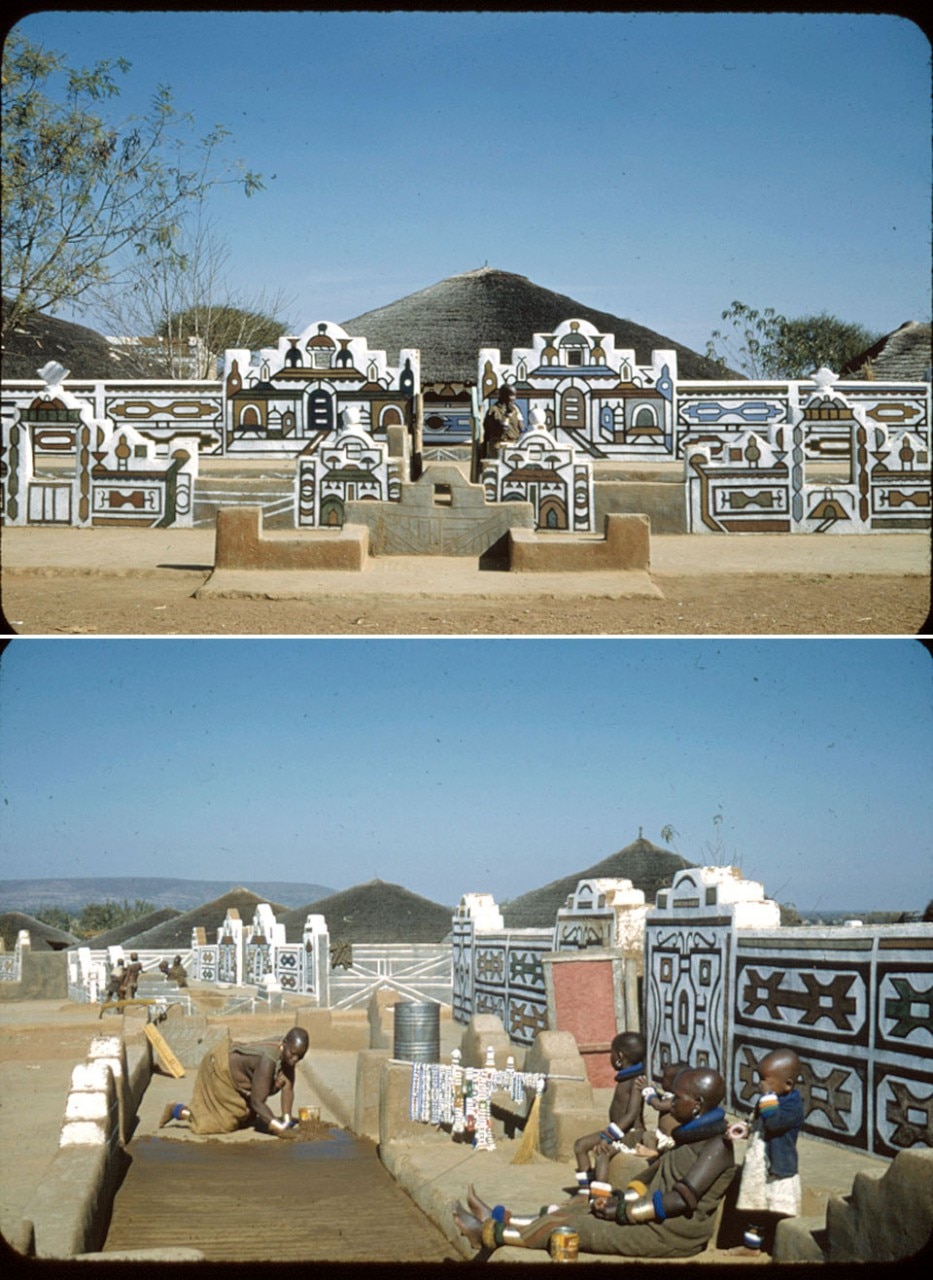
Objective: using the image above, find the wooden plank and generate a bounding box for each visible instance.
[144,1022,186,1078]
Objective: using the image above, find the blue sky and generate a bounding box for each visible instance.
[1,638,930,915]
[8,9,931,356]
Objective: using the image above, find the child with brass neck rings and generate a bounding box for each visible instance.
[573,1030,646,1191]
[728,1046,805,1254]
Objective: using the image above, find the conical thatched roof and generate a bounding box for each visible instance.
[500,834,696,928]
[343,267,735,384]
[0,910,80,951]
[76,908,182,950]
[839,320,932,383]
[1,301,147,379]
[119,887,288,952]
[280,879,453,945]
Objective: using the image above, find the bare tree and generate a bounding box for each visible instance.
[95,215,295,377]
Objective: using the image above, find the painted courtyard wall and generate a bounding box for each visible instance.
[190,903,451,1011]
[4,315,928,534]
[480,411,596,531]
[222,321,419,457]
[685,367,931,533]
[2,362,198,528]
[645,867,932,1160]
[452,879,647,1054]
[42,880,641,1024]
[480,320,678,458]
[480,316,930,462]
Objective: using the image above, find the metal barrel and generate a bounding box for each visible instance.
[393,1001,440,1063]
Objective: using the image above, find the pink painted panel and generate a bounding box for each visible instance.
[551,958,619,1086]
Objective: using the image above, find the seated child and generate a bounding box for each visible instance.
[572,1030,646,1191]
[728,1046,805,1253]
[633,1060,691,1158]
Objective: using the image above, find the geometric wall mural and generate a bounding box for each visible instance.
[452,911,553,1047]
[224,320,419,458]
[452,882,650,1047]
[686,368,931,533]
[3,332,928,535]
[2,362,198,528]
[481,416,596,531]
[296,406,403,528]
[646,868,933,1159]
[479,317,676,460]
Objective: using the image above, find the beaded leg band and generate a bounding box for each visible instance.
[481,1219,524,1249]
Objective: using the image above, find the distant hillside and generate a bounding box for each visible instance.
[0,877,335,915]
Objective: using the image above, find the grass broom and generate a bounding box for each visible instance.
[511,1084,543,1164]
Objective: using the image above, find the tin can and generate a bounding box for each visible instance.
[549,1227,579,1262]
[743,1225,763,1250]
[299,1105,320,1126]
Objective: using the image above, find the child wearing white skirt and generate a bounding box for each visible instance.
[729,1047,805,1253]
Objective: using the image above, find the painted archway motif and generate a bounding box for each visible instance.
[540,495,568,529]
[320,495,344,526]
[379,404,404,429]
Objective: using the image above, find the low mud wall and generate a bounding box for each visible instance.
[16,1030,152,1259]
[0,950,68,1001]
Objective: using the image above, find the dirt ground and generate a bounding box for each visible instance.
[3,569,930,635]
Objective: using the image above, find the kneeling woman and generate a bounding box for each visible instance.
[160,1027,309,1136]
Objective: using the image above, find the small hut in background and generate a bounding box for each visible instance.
[0,910,79,952]
[839,320,932,383]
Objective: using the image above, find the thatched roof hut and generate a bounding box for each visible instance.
[343,267,734,384]
[500,833,696,928]
[280,879,453,945]
[1,301,148,379]
[76,908,182,950]
[119,887,288,952]
[0,910,80,952]
[839,320,932,383]
[5,270,736,387]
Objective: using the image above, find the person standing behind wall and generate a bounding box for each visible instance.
[482,385,523,459]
